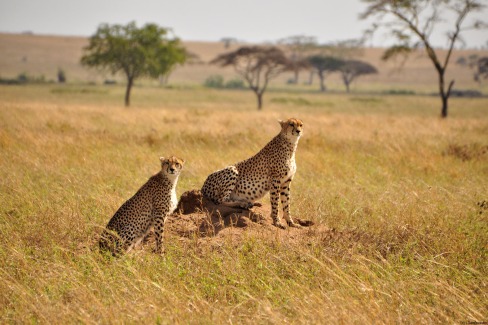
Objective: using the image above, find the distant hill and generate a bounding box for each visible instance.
[0,32,486,93]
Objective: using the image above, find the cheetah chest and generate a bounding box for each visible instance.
[169,187,178,214]
[281,153,297,182]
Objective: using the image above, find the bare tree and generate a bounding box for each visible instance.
[307,55,345,92]
[211,46,292,110]
[339,60,378,93]
[220,37,239,49]
[361,0,487,118]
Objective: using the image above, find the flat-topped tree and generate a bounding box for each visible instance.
[278,35,317,84]
[81,22,186,107]
[339,60,378,93]
[361,0,487,118]
[307,55,345,92]
[474,57,488,83]
[211,46,292,110]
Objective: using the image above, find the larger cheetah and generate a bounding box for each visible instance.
[99,156,184,255]
[202,118,303,229]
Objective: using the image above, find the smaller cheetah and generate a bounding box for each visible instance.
[202,118,303,229]
[99,156,184,255]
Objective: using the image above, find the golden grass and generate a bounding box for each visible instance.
[0,84,487,323]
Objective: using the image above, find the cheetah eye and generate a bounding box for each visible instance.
[289,123,294,127]
[176,163,181,168]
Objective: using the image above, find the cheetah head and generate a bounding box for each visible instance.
[279,118,303,140]
[159,155,185,179]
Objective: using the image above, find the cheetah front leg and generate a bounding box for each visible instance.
[270,178,286,229]
[152,209,166,254]
[280,178,301,228]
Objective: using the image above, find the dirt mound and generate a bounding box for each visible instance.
[164,190,314,238]
[136,190,397,257]
[166,189,273,238]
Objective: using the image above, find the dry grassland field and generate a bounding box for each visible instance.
[0,33,488,324]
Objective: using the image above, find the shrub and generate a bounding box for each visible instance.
[16,73,46,84]
[382,89,416,95]
[225,78,245,89]
[203,75,224,88]
[57,68,66,83]
[17,73,29,83]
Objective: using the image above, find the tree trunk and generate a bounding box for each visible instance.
[294,69,299,84]
[125,77,134,107]
[307,71,314,85]
[438,70,454,118]
[257,92,263,110]
[318,71,326,92]
[341,73,351,93]
[441,95,448,118]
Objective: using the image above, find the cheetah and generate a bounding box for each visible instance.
[201,118,303,229]
[99,156,184,255]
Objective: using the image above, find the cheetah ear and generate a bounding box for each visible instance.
[278,119,285,127]
[159,157,166,164]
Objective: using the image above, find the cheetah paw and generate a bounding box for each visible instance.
[273,221,287,230]
[287,221,303,229]
[239,202,254,210]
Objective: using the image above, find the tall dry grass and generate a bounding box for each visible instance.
[0,84,487,323]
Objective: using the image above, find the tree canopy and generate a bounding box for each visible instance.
[278,35,318,84]
[339,60,378,93]
[211,46,292,110]
[474,57,488,82]
[307,55,345,92]
[81,22,186,106]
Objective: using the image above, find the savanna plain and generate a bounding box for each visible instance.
[0,84,487,324]
[1,34,488,324]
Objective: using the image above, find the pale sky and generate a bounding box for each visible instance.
[1,0,487,48]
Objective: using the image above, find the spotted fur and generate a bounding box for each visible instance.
[99,156,184,255]
[202,118,303,229]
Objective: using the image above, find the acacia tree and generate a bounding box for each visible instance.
[278,35,317,84]
[361,0,487,118]
[339,60,378,93]
[474,57,488,82]
[307,55,345,91]
[304,39,364,86]
[211,46,292,110]
[81,22,186,107]
[220,37,239,48]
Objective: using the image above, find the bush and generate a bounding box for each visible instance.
[449,89,483,98]
[17,73,46,84]
[57,68,66,83]
[203,75,224,88]
[17,73,29,83]
[225,78,245,89]
[382,89,416,95]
